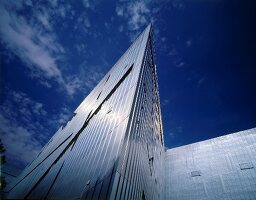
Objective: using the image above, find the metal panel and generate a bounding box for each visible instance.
[165,128,256,200]
[8,24,164,200]
[8,22,255,200]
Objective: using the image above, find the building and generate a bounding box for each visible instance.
[8,25,165,200]
[165,128,256,200]
[7,25,256,199]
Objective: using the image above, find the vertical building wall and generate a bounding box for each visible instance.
[8,25,164,199]
[165,128,256,200]
[8,22,256,200]
[108,27,164,200]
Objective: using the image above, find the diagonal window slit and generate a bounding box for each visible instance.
[44,161,65,199]
[17,65,134,198]
[9,133,73,192]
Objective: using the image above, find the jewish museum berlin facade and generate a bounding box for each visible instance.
[8,25,256,200]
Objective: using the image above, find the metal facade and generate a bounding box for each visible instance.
[7,24,256,200]
[165,128,256,200]
[8,24,164,200]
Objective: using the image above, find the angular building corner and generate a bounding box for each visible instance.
[8,24,165,200]
[7,24,256,200]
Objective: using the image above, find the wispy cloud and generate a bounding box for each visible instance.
[176,61,185,68]
[172,0,185,10]
[0,114,43,166]
[169,132,176,139]
[82,0,92,9]
[116,5,124,17]
[118,25,124,32]
[0,1,82,96]
[75,43,87,55]
[77,14,91,29]
[168,47,178,57]
[126,2,150,31]
[186,39,192,47]
[162,99,170,106]
[0,2,62,79]
[77,61,105,91]
[0,89,73,167]
[36,11,52,31]
[115,1,159,40]
[0,90,48,166]
[81,0,102,10]
[173,58,185,68]
[168,125,183,140]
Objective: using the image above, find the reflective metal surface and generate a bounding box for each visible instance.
[165,128,256,200]
[8,24,164,200]
[7,23,256,200]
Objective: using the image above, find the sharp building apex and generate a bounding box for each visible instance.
[7,22,256,200]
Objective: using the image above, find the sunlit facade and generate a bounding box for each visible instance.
[8,25,165,200]
[7,25,256,200]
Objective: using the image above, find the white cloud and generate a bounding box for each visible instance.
[76,13,92,32]
[0,3,62,79]
[116,5,124,16]
[161,37,167,42]
[0,89,74,166]
[26,0,33,6]
[58,5,67,18]
[186,39,192,47]
[169,132,175,139]
[0,1,82,96]
[65,76,84,96]
[115,1,160,41]
[83,16,91,28]
[36,12,52,30]
[82,0,91,8]
[74,61,104,92]
[172,57,185,68]
[118,25,124,32]
[162,99,170,106]
[0,90,49,166]
[127,1,150,31]
[56,107,72,124]
[172,0,185,10]
[116,1,150,32]
[48,0,58,7]
[7,91,48,122]
[75,43,87,55]
[168,48,178,56]
[177,61,185,67]
[0,114,43,166]
[33,102,47,116]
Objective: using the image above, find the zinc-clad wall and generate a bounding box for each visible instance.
[8,25,153,199]
[165,128,256,200]
[108,29,164,200]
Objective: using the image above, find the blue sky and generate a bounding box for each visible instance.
[0,0,255,170]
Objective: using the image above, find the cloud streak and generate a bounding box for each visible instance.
[0,89,73,167]
[115,1,159,40]
[0,114,43,166]
[0,1,84,96]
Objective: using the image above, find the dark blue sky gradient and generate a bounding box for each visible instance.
[0,0,255,169]
[159,0,256,147]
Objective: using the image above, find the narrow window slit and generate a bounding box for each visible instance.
[97,91,102,100]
